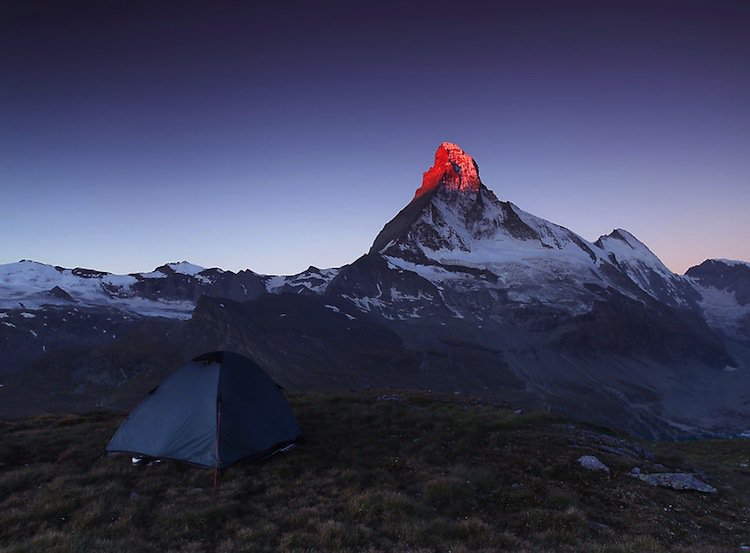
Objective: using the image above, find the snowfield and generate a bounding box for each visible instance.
[0,260,202,319]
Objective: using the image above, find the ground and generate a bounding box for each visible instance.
[0,392,748,552]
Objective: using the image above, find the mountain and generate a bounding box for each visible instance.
[0,260,338,375]
[685,259,750,341]
[1,143,749,439]
[323,143,748,437]
[594,229,701,309]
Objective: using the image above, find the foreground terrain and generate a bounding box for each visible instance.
[1,392,749,552]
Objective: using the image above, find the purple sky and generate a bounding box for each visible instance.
[2,0,749,275]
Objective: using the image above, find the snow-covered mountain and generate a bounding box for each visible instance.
[1,142,748,438]
[0,260,210,319]
[0,260,340,319]
[0,259,336,376]
[330,143,708,324]
[322,143,750,437]
[594,229,701,309]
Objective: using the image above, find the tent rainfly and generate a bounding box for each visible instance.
[106,351,301,469]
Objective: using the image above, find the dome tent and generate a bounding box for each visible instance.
[107,351,301,469]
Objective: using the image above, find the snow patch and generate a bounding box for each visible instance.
[343,294,387,312]
[138,271,167,279]
[694,284,750,338]
[389,287,433,302]
[264,275,286,293]
[167,262,205,276]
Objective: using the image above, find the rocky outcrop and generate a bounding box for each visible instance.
[414,142,481,199]
[629,469,717,493]
[687,259,750,306]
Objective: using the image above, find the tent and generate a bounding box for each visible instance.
[107,351,301,469]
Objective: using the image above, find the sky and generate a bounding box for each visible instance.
[2,0,748,275]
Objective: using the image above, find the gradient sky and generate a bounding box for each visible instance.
[2,0,748,275]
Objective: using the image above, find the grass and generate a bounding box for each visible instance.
[0,391,748,552]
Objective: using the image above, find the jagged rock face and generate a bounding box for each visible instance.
[129,267,266,303]
[687,259,750,306]
[594,229,701,309]
[686,259,750,341]
[414,142,481,199]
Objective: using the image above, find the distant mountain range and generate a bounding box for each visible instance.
[2,143,749,438]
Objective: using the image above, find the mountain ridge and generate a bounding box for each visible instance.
[1,143,749,439]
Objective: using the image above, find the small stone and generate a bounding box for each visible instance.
[187,487,205,494]
[129,492,139,501]
[630,467,641,475]
[513,409,523,415]
[376,394,406,402]
[578,455,610,474]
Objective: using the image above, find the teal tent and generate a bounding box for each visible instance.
[107,351,301,469]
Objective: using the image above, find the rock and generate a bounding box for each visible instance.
[578,455,610,474]
[414,142,481,199]
[187,487,205,494]
[630,472,717,493]
[129,492,139,502]
[377,394,406,402]
[630,467,641,475]
[47,286,76,302]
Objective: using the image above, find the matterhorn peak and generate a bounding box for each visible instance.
[413,142,481,199]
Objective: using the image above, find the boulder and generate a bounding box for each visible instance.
[578,455,610,474]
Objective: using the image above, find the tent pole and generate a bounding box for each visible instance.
[213,401,221,495]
